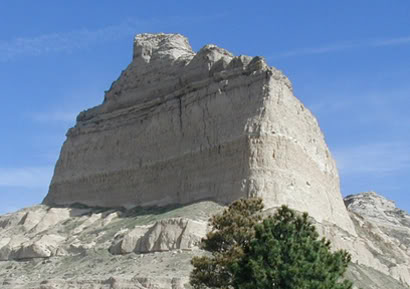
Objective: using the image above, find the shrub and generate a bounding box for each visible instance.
[190,198,353,289]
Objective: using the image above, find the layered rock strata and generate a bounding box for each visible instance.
[43,33,355,234]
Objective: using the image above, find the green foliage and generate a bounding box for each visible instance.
[231,206,353,289]
[190,198,264,289]
[190,198,354,289]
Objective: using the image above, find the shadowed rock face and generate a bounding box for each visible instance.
[43,33,355,234]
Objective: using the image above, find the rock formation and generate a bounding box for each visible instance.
[0,34,409,289]
[44,33,355,235]
[0,202,220,289]
[0,193,409,289]
[345,192,410,285]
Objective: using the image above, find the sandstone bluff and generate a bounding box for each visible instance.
[0,34,409,289]
[44,33,354,235]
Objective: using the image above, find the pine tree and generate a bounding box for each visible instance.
[190,198,354,289]
[190,198,264,289]
[231,206,353,289]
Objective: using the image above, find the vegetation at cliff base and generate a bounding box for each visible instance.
[190,198,353,289]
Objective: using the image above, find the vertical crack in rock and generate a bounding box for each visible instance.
[178,95,183,135]
[202,97,211,148]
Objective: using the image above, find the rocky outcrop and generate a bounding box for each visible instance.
[0,202,221,289]
[0,193,409,289]
[345,192,410,285]
[0,202,218,261]
[43,33,355,235]
[109,218,207,254]
[345,192,410,248]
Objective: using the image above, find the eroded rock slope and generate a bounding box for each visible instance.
[345,192,410,285]
[0,202,221,289]
[0,193,409,289]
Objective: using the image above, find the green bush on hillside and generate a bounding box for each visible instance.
[190,198,353,289]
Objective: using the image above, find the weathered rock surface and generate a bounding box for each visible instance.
[43,33,355,235]
[0,202,221,289]
[345,191,410,248]
[0,193,409,289]
[345,192,410,285]
[256,192,410,288]
[0,202,218,261]
[109,217,207,254]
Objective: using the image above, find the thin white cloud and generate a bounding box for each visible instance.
[279,42,357,57]
[305,86,410,129]
[0,166,54,189]
[32,111,78,123]
[274,36,410,58]
[0,19,154,62]
[0,13,229,62]
[372,36,410,47]
[306,99,353,116]
[30,86,104,124]
[334,142,410,175]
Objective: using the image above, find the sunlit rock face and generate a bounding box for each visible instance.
[344,192,410,286]
[43,33,355,234]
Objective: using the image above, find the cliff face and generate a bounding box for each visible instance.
[1,34,407,289]
[43,33,354,234]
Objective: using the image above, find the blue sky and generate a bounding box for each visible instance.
[1,1,409,214]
